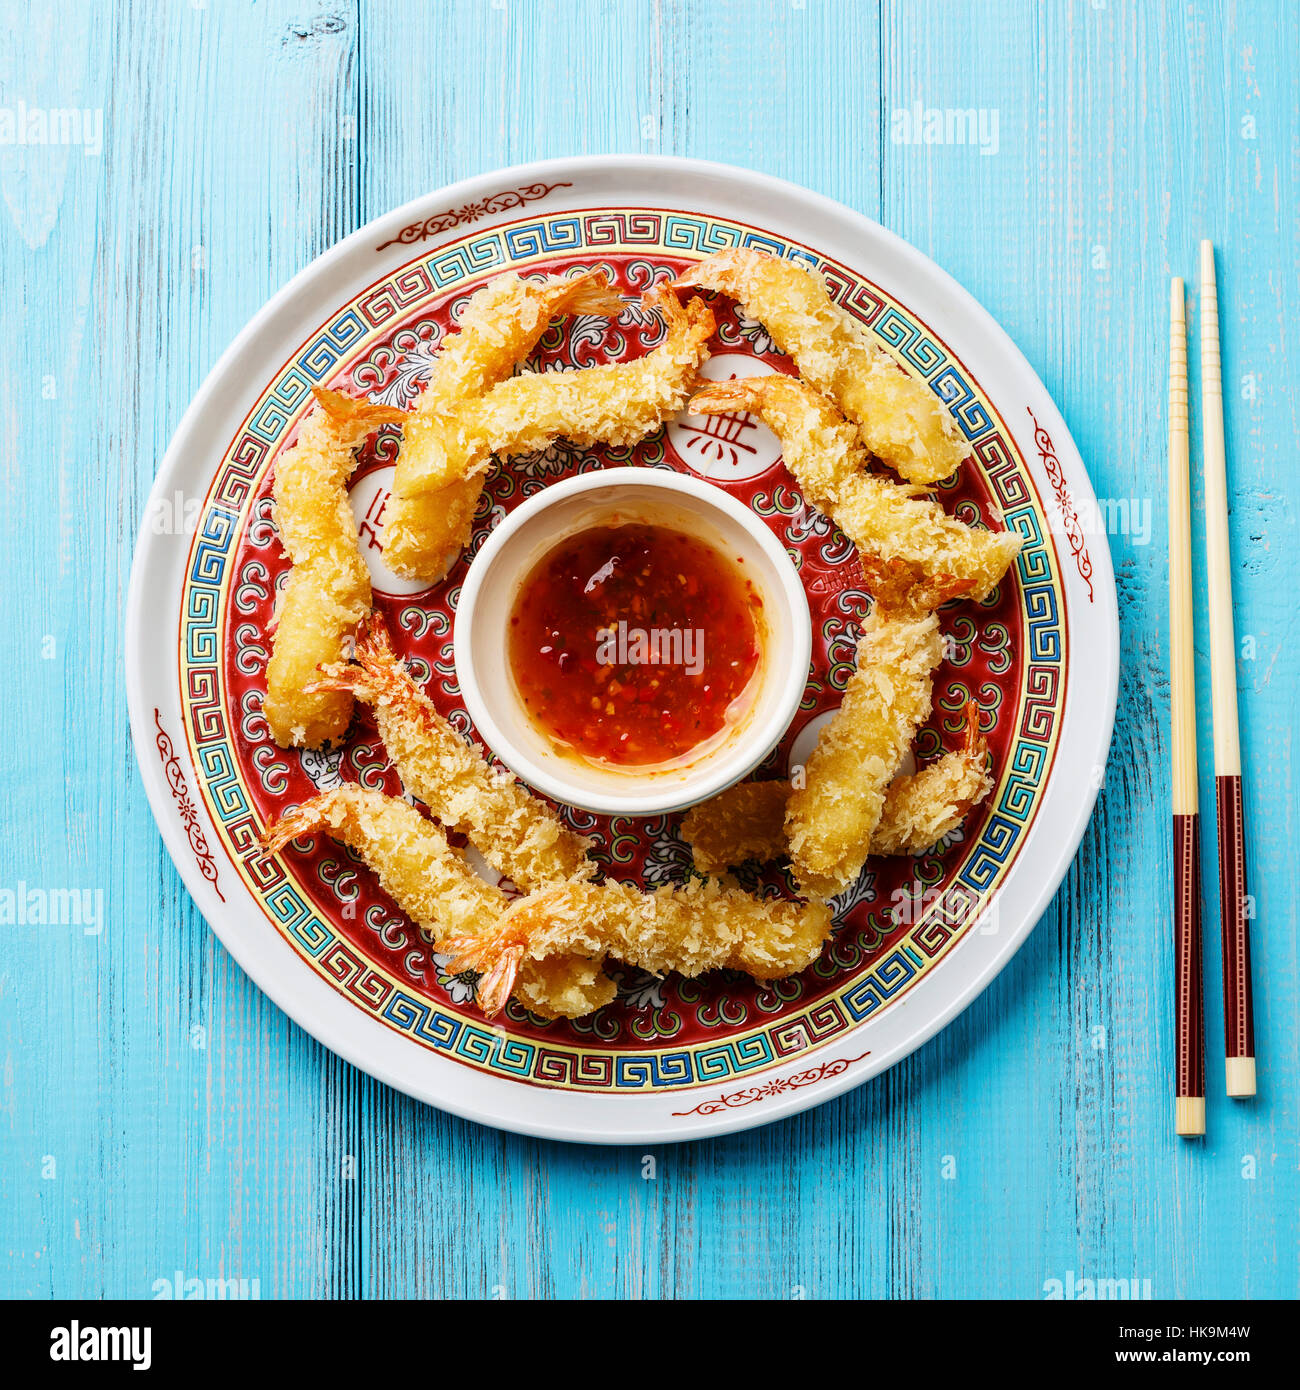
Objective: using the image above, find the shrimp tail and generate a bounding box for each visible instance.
[437,931,497,975]
[353,609,396,666]
[669,261,710,293]
[309,386,405,432]
[934,700,994,830]
[556,271,627,319]
[859,555,974,618]
[300,665,365,698]
[687,378,764,415]
[477,945,525,1017]
[439,921,528,1018]
[305,611,405,702]
[642,279,682,324]
[669,248,756,296]
[644,279,716,342]
[260,796,332,856]
[961,698,985,756]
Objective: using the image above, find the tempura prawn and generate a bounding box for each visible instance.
[674,247,965,485]
[264,388,405,748]
[264,788,828,1020]
[309,613,594,890]
[262,788,615,1018]
[440,878,832,1019]
[681,780,790,877]
[386,269,625,583]
[680,700,993,875]
[263,785,501,938]
[868,700,994,857]
[687,374,1021,602]
[784,557,972,899]
[398,284,715,514]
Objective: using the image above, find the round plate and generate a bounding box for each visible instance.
[127,156,1117,1144]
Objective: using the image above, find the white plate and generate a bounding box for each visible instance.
[127,156,1117,1143]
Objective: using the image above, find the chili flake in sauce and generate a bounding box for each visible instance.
[508,522,763,768]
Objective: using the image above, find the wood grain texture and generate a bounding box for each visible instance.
[0,0,1296,1300]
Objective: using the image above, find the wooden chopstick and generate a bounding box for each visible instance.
[1169,277,1205,1138]
[1198,241,1257,1099]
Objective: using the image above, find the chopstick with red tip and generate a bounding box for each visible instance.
[1198,241,1257,1100]
[1169,277,1205,1138]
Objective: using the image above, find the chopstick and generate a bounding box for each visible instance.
[1198,241,1257,1099]
[1169,277,1205,1138]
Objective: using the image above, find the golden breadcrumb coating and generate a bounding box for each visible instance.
[309,614,593,890]
[687,374,1021,603]
[400,285,715,510]
[786,610,938,896]
[263,788,825,1021]
[263,785,503,937]
[682,781,791,876]
[867,703,994,855]
[440,879,832,1018]
[681,701,993,873]
[784,558,973,899]
[265,389,406,748]
[261,787,613,1018]
[675,248,967,485]
[385,270,624,582]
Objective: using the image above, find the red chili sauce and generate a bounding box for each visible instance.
[508,521,764,768]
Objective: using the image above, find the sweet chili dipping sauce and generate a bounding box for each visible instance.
[508,521,764,769]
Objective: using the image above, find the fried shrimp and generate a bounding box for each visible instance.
[687,374,1021,602]
[680,701,993,874]
[867,700,993,855]
[263,789,827,1020]
[784,558,972,899]
[264,388,406,748]
[439,878,832,1019]
[309,614,593,890]
[261,788,615,1018]
[674,248,965,485]
[262,786,503,939]
[681,781,791,877]
[385,270,625,583]
[399,285,716,508]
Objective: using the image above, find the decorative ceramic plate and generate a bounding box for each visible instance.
[127,157,1117,1143]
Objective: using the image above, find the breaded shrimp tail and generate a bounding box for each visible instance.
[399,283,716,501]
[385,269,625,583]
[441,879,831,1020]
[675,247,966,485]
[262,786,504,940]
[688,374,1021,602]
[682,699,993,873]
[785,557,956,899]
[868,701,994,856]
[308,613,593,890]
[858,553,974,617]
[265,388,405,749]
[262,787,614,1019]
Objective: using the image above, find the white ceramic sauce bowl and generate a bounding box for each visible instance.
[454,468,811,816]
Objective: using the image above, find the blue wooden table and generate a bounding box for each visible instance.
[2,0,1296,1300]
